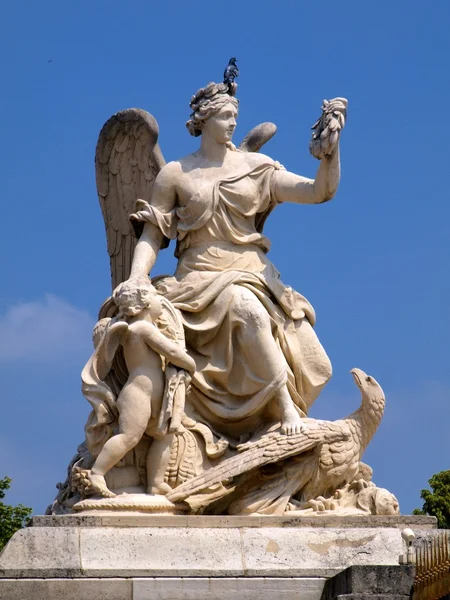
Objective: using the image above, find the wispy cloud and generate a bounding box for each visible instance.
[0,294,94,362]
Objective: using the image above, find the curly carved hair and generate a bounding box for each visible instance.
[186,81,239,137]
[113,276,157,315]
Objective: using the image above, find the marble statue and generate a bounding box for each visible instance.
[76,276,196,499]
[47,65,399,517]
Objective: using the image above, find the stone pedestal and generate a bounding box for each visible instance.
[0,515,436,599]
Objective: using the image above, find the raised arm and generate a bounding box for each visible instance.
[129,162,178,279]
[273,145,340,205]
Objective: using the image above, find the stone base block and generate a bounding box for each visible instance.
[0,577,326,600]
[0,515,435,599]
[0,578,132,600]
[322,565,416,600]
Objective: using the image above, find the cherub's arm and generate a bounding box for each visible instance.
[131,321,196,374]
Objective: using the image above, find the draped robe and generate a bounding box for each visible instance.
[131,157,332,441]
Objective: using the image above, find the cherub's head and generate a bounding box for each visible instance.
[186,81,239,143]
[113,277,162,321]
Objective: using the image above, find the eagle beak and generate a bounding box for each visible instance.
[350,368,366,386]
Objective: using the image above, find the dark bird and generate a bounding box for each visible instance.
[223,57,239,85]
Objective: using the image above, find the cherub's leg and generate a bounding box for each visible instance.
[146,434,174,495]
[89,376,151,496]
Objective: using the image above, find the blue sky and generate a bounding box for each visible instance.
[0,1,449,515]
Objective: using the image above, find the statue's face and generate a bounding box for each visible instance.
[116,286,162,320]
[203,102,237,144]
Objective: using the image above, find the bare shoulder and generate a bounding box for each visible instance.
[155,160,183,188]
[173,151,200,171]
[240,151,277,169]
[128,320,157,336]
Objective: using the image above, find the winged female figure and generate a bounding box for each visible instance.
[55,68,352,515]
[96,77,346,446]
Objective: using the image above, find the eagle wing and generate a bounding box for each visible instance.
[318,418,357,471]
[166,420,350,503]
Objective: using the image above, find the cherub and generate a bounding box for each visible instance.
[84,276,196,498]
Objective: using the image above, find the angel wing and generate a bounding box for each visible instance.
[238,122,277,152]
[95,109,166,290]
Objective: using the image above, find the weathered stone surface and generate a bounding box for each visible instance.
[322,565,415,600]
[0,577,326,600]
[1,521,426,579]
[0,527,81,578]
[240,527,404,577]
[345,565,415,595]
[0,573,415,600]
[133,577,326,600]
[79,526,243,577]
[331,596,412,600]
[0,578,132,600]
[31,514,437,530]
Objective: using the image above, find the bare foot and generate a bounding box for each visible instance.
[147,481,172,495]
[281,404,306,435]
[88,472,116,498]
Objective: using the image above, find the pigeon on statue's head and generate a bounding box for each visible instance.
[223,57,239,88]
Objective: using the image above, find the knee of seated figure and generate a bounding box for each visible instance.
[231,286,270,329]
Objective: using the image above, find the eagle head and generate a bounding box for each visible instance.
[350,368,385,403]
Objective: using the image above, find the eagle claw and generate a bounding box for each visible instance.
[305,496,337,512]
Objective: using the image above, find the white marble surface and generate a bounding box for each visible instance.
[0,522,419,579]
[0,577,325,600]
[78,526,243,577]
[0,578,132,600]
[133,577,326,600]
[0,516,436,598]
[0,526,81,577]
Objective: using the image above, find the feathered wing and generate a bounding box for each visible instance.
[238,122,277,152]
[95,109,166,290]
[166,420,350,503]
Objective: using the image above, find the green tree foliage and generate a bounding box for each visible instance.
[413,470,450,529]
[0,477,32,550]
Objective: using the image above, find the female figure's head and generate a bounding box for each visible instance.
[186,82,239,144]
